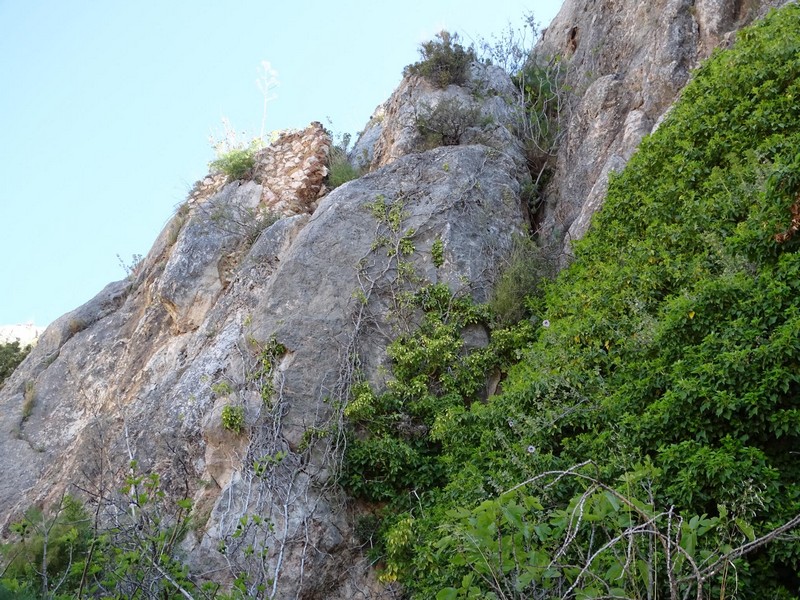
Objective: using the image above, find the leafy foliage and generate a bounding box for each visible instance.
[0,465,220,599]
[349,5,800,597]
[404,31,477,88]
[0,341,30,388]
[432,237,445,268]
[342,284,537,577]
[435,464,797,600]
[209,141,259,180]
[512,58,568,169]
[1,495,90,597]
[221,404,246,433]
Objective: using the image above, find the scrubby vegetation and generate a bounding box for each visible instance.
[0,468,209,599]
[404,31,477,88]
[346,5,800,597]
[221,404,245,433]
[478,13,570,184]
[326,131,361,188]
[0,341,30,388]
[208,117,263,181]
[3,5,800,598]
[209,144,258,181]
[415,97,481,148]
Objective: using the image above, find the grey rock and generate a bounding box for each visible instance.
[0,135,526,597]
[349,107,385,171]
[0,1,785,594]
[356,62,529,178]
[534,0,790,255]
[156,181,263,332]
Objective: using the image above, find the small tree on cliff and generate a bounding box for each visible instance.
[404,31,477,88]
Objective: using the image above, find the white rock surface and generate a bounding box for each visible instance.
[0,323,45,346]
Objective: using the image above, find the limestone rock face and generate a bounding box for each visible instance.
[0,2,785,595]
[0,131,527,596]
[535,0,790,254]
[354,62,529,177]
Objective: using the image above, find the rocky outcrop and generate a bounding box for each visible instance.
[535,0,790,255]
[254,122,331,215]
[188,122,331,217]
[352,62,529,178]
[0,2,789,595]
[0,63,528,596]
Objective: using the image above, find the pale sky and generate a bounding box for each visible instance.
[0,0,565,326]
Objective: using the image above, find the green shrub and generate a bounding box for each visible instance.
[0,581,37,600]
[0,341,30,388]
[221,404,245,433]
[357,6,800,597]
[490,234,557,325]
[253,336,287,404]
[414,98,481,148]
[513,58,570,185]
[325,130,361,188]
[431,237,445,268]
[1,495,91,595]
[209,142,258,180]
[404,31,477,88]
[327,148,360,188]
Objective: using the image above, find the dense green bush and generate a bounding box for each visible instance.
[349,5,800,597]
[404,31,477,88]
[209,142,258,180]
[0,341,30,388]
[221,404,245,433]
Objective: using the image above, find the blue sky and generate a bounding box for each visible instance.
[0,0,564,326]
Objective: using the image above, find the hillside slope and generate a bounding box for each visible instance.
[368,5,800,597]
[0,64,529,597]
[2,1,798,598]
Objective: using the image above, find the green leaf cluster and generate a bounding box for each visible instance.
[209,140,260,180]
[221,404,245,433]
[0,464,219,599]
[354,5,800,597]
[0,341,30,388]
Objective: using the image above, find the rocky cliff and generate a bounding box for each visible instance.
[535,0,790,256]
[0,61,528,597]
[0,1,790,596]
